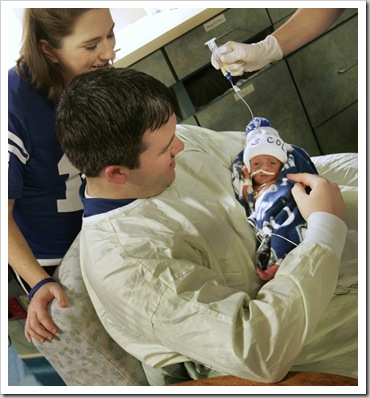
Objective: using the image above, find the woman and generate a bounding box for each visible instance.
[8,8,117,344]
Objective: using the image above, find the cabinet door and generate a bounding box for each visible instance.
[314,102,358,154]
[129,50,176,87]
[179,115,199,126]
[164,8,271,79]
[267,8,296,24]
[287,16,358,128]
[196,61,320,156]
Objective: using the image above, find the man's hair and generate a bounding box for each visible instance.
[16,9,93,102]
[56,67,178,177]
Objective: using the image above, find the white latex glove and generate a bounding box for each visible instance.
[211,35,283,76]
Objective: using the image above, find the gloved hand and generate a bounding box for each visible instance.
[211,35,283,76]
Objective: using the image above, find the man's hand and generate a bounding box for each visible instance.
[288,173,346,222]
[25,282,68,343]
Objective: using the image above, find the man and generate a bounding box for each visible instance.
[56,68,347,385]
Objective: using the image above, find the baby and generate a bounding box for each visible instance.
[231,117,318,281]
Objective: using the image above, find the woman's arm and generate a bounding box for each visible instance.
[213,8,345,75]
[8,199,68,343]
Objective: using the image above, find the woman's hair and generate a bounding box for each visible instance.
[16,8,92,102]
[56,68,179,177]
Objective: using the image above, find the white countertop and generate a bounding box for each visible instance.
[113,8,226,67]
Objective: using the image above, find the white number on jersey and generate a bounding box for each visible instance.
[57,154,83,213]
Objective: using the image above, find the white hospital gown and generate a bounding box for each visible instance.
[80,125,352,383]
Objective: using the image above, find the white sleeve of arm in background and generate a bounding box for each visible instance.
[304,212,347,260]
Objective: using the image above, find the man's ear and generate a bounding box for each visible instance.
[39,40,59,63]
[103,165,128,185]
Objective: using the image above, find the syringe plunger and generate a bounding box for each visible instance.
[204,38,228,76]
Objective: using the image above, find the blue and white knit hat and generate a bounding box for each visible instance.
[243,117,291,172]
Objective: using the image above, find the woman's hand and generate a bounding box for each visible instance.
[25,282,68,343]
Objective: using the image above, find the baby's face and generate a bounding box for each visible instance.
[250,155,282,185]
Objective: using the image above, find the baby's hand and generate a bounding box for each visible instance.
[241,166,252,199]
[241,166,250,180]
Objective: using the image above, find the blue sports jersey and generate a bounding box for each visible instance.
[80,180,136,217]
[8,67,83,262]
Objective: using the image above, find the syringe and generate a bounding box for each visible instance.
[204,37,254,119]
[204,38,237,89]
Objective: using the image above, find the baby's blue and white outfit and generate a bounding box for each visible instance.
[231,117,318,275]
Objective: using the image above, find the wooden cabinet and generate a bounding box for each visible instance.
[267,8,296,24]
[196,61,319,155]
[129,49,176,87]
[287,15,358,153]
[287,16,358,128]
[164,8,271,79]
[314,102,358,153]
[127,8,358,155]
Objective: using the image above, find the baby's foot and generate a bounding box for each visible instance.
[256,264,280,281]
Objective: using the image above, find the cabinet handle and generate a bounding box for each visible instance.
[337,61,357,74]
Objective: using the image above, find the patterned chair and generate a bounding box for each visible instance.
[32,236,149,386]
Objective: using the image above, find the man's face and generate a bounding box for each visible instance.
[126,114,185,198]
